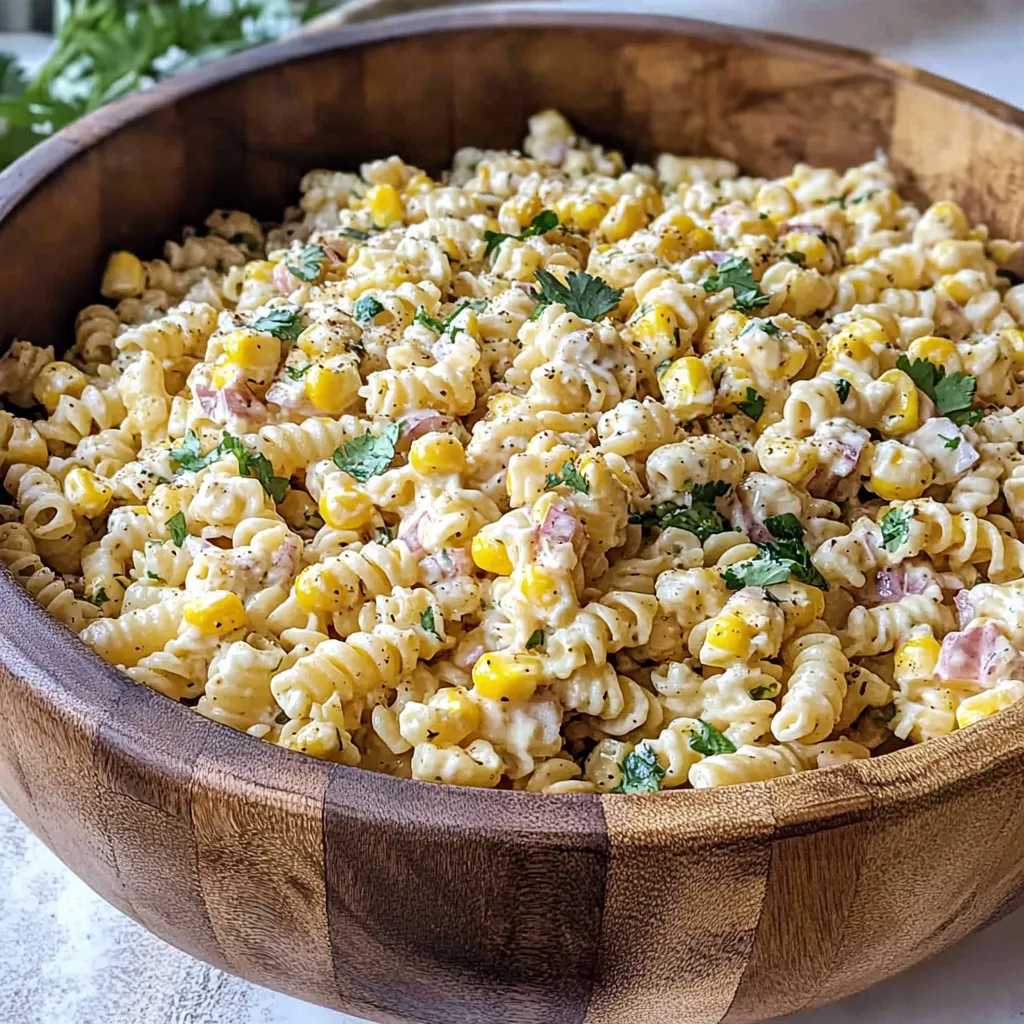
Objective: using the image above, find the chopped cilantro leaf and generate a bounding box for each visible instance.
[169,429,287,500]
[86,587,109,607]
[285,243,326,283]
[723,514,828,591]
[749,685,777,700]
[483,209,560,258]
[688,719,736,757]
[354,295,385,323]
[826,195,846,208]
[526,629,545,650]
[701,257,770,314]
[895,355,979,425]
[880,507,911,553]
[169,429,213,473]
[784,251,806,266]
[420,607,441,640]
[332,422,401,483]
[543,460,589,494]
[940,433,962,450]
[374,527,394,546]
[414,299,487,335]
[735,387,765,421]
[167,512,188,547]
[532,268,623,321]
[146,571,164,582]
[250,307,303,341]
[630,481,731,543]
[834,378,852,403]
[284,363,311,381]
[342,227,371,240]
[613,742,665,794]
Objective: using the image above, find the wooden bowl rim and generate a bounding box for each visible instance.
[3,3,1024,841]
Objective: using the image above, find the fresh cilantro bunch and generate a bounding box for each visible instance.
[701,257,770,314]
[631,481,732,542]
[895,355,981,426]
[544,461,589,494]
[0,1,328,170]
[170,429,289,501]
[531,269,622,321]
[723,513,828,591]
[414,299,486,336]
[483,210,559,259]
[880,507,911,552]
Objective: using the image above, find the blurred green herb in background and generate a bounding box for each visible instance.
[0,0,329,169]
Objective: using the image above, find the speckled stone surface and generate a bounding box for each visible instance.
[3,2,1024,1021]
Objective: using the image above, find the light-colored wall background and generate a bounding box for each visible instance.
[3,1,1024,1022]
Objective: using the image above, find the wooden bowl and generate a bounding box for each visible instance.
[3,8,1024,1023]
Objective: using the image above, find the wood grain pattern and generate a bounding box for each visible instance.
[0,7,1024,1023]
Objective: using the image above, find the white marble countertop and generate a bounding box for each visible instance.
[4,2,1024,1022]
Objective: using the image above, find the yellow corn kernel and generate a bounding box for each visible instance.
[318,476,374,530]
[687,226,716,254]
[894,635,942,684]
[906,335,962,375]
[659,356,714,421]
[501,194,543,229]
[935,273,975,306]
[472,651,543,703]
[822,331,874,373]
[33,360,87,414]
[783,232,829,272]
[754,183,797,223]
[209,359,236,389]
[403,172,434,196]
[294,564,347,614]
[184,590,246,636]
[222,328,280,369]
[519,564,563,611]
[558,197,607,233]
[304,362,354,413]
[63,467,113,517]
[410,433,466,475]
[878,368,920,436]
[757,436,820,485]
[956,686,1022,729]
[998,328,1024,369]
[367,183,403,228]
[244,260,275,283]
[600,196,646,242]
[702,611,753,666]
[631,303,678,347]
[100,251,146,300]
[471,533,514,575]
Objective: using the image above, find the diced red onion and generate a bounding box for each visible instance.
[936,622,1001,683]
[954,589,975,629]
[397,411,454,449]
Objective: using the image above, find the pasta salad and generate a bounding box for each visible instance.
[2,109,1024,792]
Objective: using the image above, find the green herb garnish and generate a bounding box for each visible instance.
[526,629,545,650]
[146,571,164,582]
[895,355,981,426]
[688,719,737,756]
[354,295,385,323]
[250,307,303,341]
[284,363,312,381]
[332,422,401,483]
[701,257,770,314]
[834,378,852,404]
[420,607,441,640]
[880,507,911,553]
[86,587,109,607]
[735,387,765,421]
[613,743,665,794]
[167,512,188,548]
[940,433,962,450]
[285,243,326,283]
[544,460,589,494]
[631,481,732,542]
[374,527,394,546]
[414,299,486,335]
[741,320,781,338]
[532,269,623,321]
[343,227,372,240]
[749,685,777,701]
[483,209,560,259]
[784,251,806,266]
[723,513,828,591]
